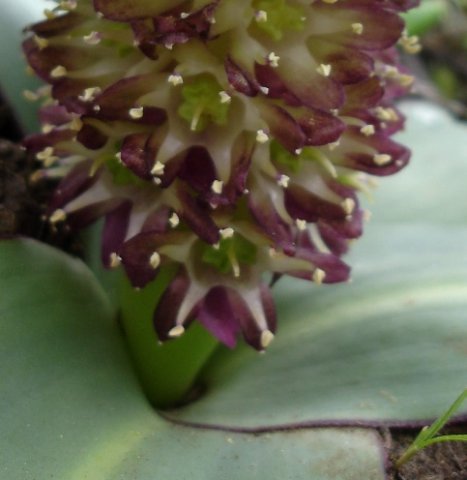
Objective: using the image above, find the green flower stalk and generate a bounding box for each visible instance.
[23,0,420,350]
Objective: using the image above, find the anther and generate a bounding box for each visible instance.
[211,180,224,194]
[256,129,269,144]
[351,23,364,35]
[313,268,326,285]
[168,325,185,338]
[267,52,280,68]
[33,35,49,50]
[129,107,144,119]
[43,9,56,19]
[219,91,231,104]
[373,153,392,166]
[260,330,275,349]
[83,31,101,45]
[60,0,77,10]
[316,64,332,77]
[360,124,375,136]
[78,87,101,102]
[151,161,165,176]
[23,90,39,101]
[341,198,356,215]
[295,219,307,231]
[220,227,234,239]
[149,252,161,269]
[277,174,290,188]
[255,10,268,22]
[169,212,180,228]
[49,209,67,224]
[50,65,67,78]
[109,252,122,268]
[69,117,83,131]
[168,73,184,86]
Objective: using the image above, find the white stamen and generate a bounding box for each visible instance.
[259,86,270,95]
[44,9,56,19]
[268,248,278,258]
[341,198,356,215]
[78,86,101,102]
[267,52,280,68]
[180,12,190,19]
[23,90,39,101]
[33,35,49,49]
[69,117,83,131]
[151,161,165,176]
[351,23,364,35]
[255,10,268,22]
[109,252,121,268]
[50,209,66,224]
[168,73,183,86]
[328,140,340,151]
[41,124,54,134]
[83,31,101,45]
[219,91,231,104]
[374,106,399,122]
[60,0,77,10]
[168,325,185,338]
[313,268,326,285]
[399,33,421,55]
[295,219,307,231]
[277,174,290,188]
[36,147,58,166]
[256,129,269,144]
[149,252,161,269]
[50,65,67,78]
[373,153,392,166]
[220,227,234,239]
[294,148,303,155]
[260,330,275,349]
[211,180,224,194]
[316,64,332,77]
[360,124,375,136]
[129,107,144,119]
[169,213,180,228]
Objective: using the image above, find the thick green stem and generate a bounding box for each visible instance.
[118,266,219,409]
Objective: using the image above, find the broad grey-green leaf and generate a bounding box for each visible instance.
[0,238,385,479]
[368,100,467,224]
[166,224,467,430]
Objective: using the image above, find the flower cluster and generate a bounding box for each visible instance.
[23,0,420,350]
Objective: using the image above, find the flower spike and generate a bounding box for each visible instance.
[23,0,418,350]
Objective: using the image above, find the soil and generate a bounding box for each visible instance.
[387,427,467,480]
[0,90,82,255]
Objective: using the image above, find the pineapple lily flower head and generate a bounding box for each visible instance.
[23,0,420,351]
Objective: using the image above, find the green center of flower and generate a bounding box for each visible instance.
[270,140,301,173]
[201,233,257,278]
[106,153,145,186]
[178,75,230,132]
[252,0,306,41]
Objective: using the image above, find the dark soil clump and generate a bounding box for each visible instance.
[0,90,82,255]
